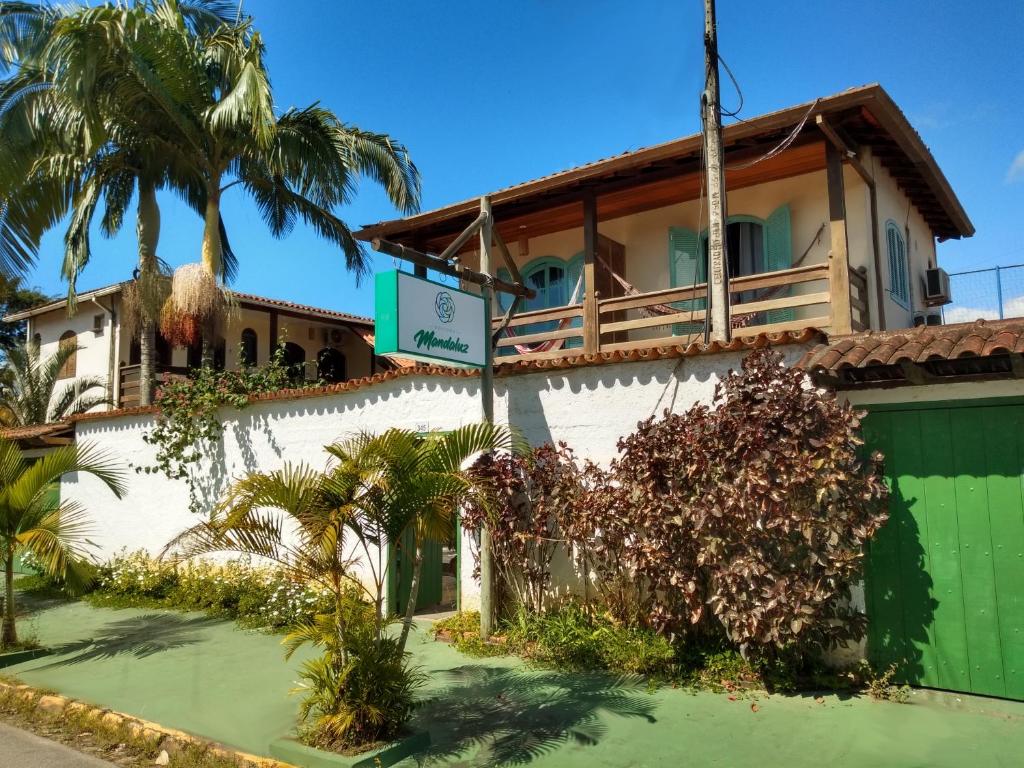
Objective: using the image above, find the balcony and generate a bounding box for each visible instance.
[118,364,190,408]
[493,263,870,361]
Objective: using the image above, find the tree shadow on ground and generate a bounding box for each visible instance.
[36,613,214,667]
[412,665,658,767]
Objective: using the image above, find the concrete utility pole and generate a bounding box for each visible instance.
[477,195,495,640]
[703,0,730,342]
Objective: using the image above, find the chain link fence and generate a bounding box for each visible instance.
[942,264,1024,324]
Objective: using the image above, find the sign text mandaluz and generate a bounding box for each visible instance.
[374,270,487,368]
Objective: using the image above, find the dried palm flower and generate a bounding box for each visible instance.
[170,263,224,324]
[121,269,171,341]
[159,296,202,347]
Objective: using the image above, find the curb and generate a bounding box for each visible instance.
[0,679,295,768]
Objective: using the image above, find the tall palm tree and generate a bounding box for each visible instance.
[1,438,125,646]
[0,0,239,403]
[0,340,109,426]
[1,0,419,395]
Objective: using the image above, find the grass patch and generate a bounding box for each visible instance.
[433,605,865,696]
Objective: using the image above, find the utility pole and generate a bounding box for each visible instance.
[477,195,495,640]
[703,0,730,342]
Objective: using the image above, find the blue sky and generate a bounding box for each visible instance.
[20,0,1024,317]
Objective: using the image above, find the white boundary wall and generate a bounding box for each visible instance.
[66,346,810,609]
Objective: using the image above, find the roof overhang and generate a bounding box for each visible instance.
[0,422,75,448]
[798,319,1023,390]
[356,84,972,249]
[3,283,122,323]
[4,284,375,327]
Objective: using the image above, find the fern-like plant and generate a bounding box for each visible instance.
[0,340,109,426]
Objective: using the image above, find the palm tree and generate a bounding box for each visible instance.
[0,1,239,404]
[166,424,521,650]
[0,340,109,426]
[329,426,526,654]
[1,438,125,646]
[164,423,519,746]
[1,1,420,380]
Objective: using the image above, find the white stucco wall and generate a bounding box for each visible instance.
[66,344,810,613]
[28,301,117,409]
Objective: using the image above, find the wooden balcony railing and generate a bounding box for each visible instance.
[118,364,189,408]
[492,261,870,361]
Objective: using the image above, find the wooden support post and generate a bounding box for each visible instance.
[478,196,495,641]
[825,141,853,335]
[268,310,279,360]
[582,192,600,353]
[817,115,885,331]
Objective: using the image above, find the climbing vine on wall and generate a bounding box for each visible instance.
[138,346,317,512]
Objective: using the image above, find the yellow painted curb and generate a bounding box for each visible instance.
[0,680,295,768]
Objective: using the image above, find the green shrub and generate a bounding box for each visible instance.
[288,591,424,752]
[83,550,333,631]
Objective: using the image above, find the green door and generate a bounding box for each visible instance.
[389,527,443,616]
[864,402,1024,700]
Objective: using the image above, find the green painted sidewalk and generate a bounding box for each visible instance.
[6,598,1024,768]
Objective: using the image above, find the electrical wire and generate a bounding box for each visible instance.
[727,98,820,171]
[717,53,744,118]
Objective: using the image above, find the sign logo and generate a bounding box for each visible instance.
[434,291,455,323]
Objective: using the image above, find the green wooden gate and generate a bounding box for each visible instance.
[388,527,443,616]
[864,400,1024,700]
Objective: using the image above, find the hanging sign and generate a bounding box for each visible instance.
[374,270,486,368]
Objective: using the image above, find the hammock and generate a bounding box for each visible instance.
[498,223,824,351]
[596,222,826,323]
[503,268,585,354]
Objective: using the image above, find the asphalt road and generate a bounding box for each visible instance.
[0,722,116,767]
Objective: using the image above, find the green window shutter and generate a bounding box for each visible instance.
[669,227,704,336]
[764,204,794,324]
[886,223,908,305]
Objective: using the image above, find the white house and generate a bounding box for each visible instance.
[13,85,1024,702]
[3,285,390,409]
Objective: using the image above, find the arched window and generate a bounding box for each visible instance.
[317,348,347,383]
[497,256,584,352]
[240,328,258,366]
[57,331,77,379]
[886,221,909,307]
[282,342,306,381]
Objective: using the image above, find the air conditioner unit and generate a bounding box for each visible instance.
[914,311,943,327]
[320,328,346,346]
[924,267,952,307]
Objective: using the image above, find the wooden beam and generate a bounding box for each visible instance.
[371,238,534,299]
[825,141,853,335]
[268,310,279,358]
[816,114,873,186]
[582,193,600,353]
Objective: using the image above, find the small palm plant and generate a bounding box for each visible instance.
[0,341,109,426]
[0,438,125,647]
[165,423,521,750]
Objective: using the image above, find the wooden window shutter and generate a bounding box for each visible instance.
[764,204,794,323]
[668,227,705,336]
[57,331,77,379]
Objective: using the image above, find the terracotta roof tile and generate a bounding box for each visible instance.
[798,319,1024,373]
[0,422,74,441]
[71,328,823,425]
